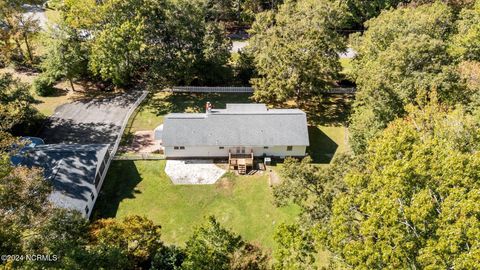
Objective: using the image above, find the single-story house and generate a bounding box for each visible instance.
[14,143,110,218]
[154,103,309,159]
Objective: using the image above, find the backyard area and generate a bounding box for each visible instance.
[92,160,300,250]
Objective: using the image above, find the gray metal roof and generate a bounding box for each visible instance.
[161,104,309,147]
[19,144,109,214]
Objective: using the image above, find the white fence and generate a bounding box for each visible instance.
[170,86,356,94]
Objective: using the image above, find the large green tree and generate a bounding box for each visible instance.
[450,0,480,61]
[182,216,243,270]
[85,0,231,87]
[182,216,268,270]
[0,73,37,132]
[41,24,88,91]
[348,2,466,153]
[273,223,316,270]
[320,102,480,269]
[249,0,346,107]
[0,0,42,65]
[90,215,164,268]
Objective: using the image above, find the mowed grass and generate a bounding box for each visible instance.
[92,160,301,250]
[308,125,350,164]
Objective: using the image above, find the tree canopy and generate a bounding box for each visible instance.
[249,0,346,106]
[348,2,479,153]
[278,101,480,269]
[322,102,480,269]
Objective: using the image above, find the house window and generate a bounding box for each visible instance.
[174,146,185,150]
[263,146,269,149]
[95,173,101,188]
[174,146,179,150]
[85,206,90,214]
[179,146,185,150]
[287,146,293,151]
[219,146,224,149]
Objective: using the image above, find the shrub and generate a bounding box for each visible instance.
[33,76,55,96]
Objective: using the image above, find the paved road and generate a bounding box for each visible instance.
[38,91,145,145]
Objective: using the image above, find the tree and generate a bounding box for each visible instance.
[273,155,350,226]
[321,101,480,269]
[22,209,90,269]
[193,21,232,85]
[457,60,480,110]
[331,0,406,28]
[230,243,269,270]
[90,215,163,268]
[41,24,88,91]
[151,245,186,270]
[0,136,52,267]
[273,223,316,270]
[182,216,243,270]
[249,0,346,107]
[0,73,37,132]
[450,0,480,61]
[89,0,147,86]
[348,2,464,153]
[86,0,232,87]
[0,1,42,64]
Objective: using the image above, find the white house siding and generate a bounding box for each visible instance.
[164,145,306,158]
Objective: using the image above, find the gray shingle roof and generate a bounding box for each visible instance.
[20,144,109,214]
[161,104,309,147]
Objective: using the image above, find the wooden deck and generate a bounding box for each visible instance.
[229,152,254,175]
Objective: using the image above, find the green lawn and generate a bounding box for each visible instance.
[308,125,350,164]
[92,160,300,250]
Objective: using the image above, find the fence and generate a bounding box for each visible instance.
[114,153,165,160]
[170,86,356,94]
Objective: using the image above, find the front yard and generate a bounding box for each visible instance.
[92,160,300,250]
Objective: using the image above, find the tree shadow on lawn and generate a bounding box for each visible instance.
[146,92,253,115]
[307,126,338,164]
[304,94,354,126]
[91,160,142,219]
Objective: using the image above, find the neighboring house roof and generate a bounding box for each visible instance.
[18,144,109,215]
[160,104,309,147]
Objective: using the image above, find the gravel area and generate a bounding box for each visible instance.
[165,160,226,185]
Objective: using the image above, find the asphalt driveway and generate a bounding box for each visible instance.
[39,91,146,145]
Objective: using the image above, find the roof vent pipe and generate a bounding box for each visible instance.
[206,102,212,113]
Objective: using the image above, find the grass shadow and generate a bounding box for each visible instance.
[91,160,142,219]
[307,126,338,164]
[147,92,253,115]
[304,94,354,126]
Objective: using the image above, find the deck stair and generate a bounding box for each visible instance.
[238,163,246,175]
[229,151,253,174]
